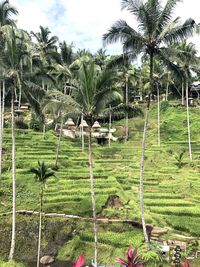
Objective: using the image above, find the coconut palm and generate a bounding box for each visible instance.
[31,26,58,92]
[2,25,32,260]
[172,42,199,161]
[0,0,18,27]
[30,161,55,267]
[119,63,137,141]
[0,0,18,180]
[76,60,122,267]
[43,90,79,167]
[103,0,197,244]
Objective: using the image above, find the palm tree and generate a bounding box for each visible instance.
[43,90,79,167]
[0,0,18,180]
[30,161,55,267]
[56,41,74,95]
[76,60,122,267]
[2,25,32,260]
[172,42,199,161]
[119,63,137,141]
[0,0,18,27]
[103,0,197,244]
[31,26,58,91]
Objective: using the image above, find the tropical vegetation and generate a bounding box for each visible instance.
[0,0,200,266]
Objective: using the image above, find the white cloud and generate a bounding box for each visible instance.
[10,0,200,55]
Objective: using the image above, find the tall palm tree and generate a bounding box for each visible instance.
[43,90,79,167]
[172,42,199,161]
[119,63,136,141]
[30,161,55,267]
[103,0,197,244]
[76,60,122,267]
[0,0,18,180]
[2,25,32,260]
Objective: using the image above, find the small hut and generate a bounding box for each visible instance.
[92,121,101,132]
[64,118,75,130]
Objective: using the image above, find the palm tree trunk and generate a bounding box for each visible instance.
[157,85,160,146]
[139,52,154,245]
[182,82,184,105]
[88,129,98,267]
[64,79,67,95]
[108,105,112,148]
[43,124,46,139]
[2,79,5,130]
[55,116,64,167]
[166,77,169,101]
[185,79,192,161]
[9,92,16,260]
[37,185,44,267]
[0,82,2,179]
[125,80,129,141]
[81,112,84,152]
[0,80,5,179]
[18,86,22,110]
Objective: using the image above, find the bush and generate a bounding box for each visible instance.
[15,118,29,129]
[29,114,43,131]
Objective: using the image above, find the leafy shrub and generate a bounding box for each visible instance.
[29,114,43,131]
[15,118,29,129]
[174,150,186,168]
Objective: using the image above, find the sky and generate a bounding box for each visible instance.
[11,0,200,55]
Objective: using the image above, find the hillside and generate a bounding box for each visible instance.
[0,103,200,266]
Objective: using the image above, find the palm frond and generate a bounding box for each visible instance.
[103,20,143,47]
[161,18,196,44]
[158,0,182,30]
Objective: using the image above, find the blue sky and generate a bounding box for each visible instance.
[11,0,200,55]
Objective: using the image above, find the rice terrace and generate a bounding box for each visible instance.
[0,0,200,266]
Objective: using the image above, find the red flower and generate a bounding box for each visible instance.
[73,255,85,267]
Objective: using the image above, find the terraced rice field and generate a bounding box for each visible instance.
[1,115,200,259]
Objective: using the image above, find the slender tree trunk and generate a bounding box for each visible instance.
[14,88,17,102]
[81,112,84,152]
[2,79,5,130]
[166,75,169,101]
[182,82,184,105]
[9,92,16,260]
[139,77,143,101]
[108,105,112,148]
[55,116,64,167]
[0,79,5,179]
[185,79,192,161]
[37,185,44,267]
[125,80,129,141]
[139,52,154,245]
[43,124,46,139]
[88,129,98,267]
[157,85,160,146]
[18,87,22,110]
[64,79,67,95]
[0,82,2,179]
